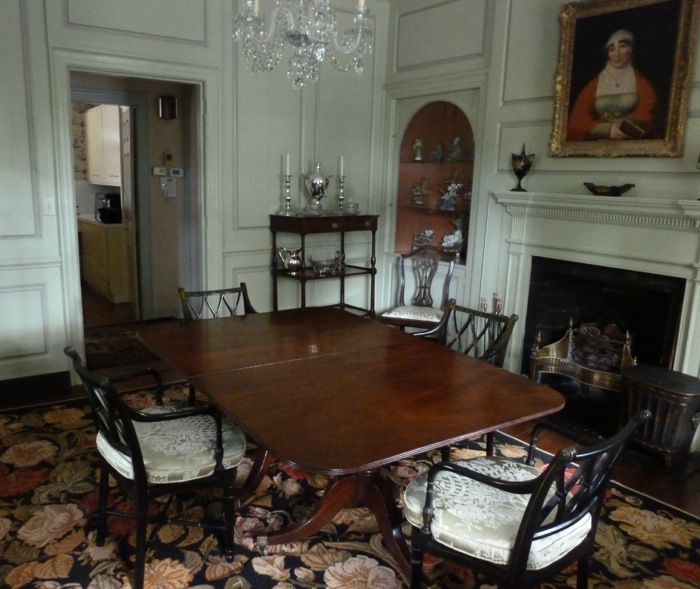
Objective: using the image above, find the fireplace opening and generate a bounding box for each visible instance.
[521,257,686,439]
[521,257,686,376]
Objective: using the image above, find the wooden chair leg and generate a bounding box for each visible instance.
[97,463,109,545]
[410,537,426,589]
[486,431,495,456]
[134,508,148,589]
[576,557,589,589]
[223,481,237,562]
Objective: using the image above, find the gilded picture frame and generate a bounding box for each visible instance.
[549,0,698,157]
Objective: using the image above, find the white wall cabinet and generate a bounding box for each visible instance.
[85,104,121,186]
[78,218,129,303]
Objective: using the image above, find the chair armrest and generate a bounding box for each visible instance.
[420,460,547,530]
[426,460,540,495]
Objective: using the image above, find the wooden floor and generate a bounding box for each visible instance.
[8,286,700,519]
[81,283,137,328]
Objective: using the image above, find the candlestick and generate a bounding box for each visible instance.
[278,174,296,216]
[336,175,345,215]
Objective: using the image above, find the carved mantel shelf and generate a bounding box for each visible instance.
[492,192,700,231]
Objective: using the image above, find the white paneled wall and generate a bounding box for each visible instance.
[2,0,700,384]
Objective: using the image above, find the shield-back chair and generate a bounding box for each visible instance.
[379,245,456,332]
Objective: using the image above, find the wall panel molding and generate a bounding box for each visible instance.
[0,1,39,240]
[65,0,207,44]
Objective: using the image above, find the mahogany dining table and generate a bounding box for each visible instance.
[137,307,564,581]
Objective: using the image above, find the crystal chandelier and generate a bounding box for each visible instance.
[233,0,374,89]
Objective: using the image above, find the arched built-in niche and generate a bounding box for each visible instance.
[395,101,474,261]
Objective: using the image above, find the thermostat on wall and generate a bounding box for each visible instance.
[170,168,184,177]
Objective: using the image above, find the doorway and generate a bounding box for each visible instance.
[69,72,201,327]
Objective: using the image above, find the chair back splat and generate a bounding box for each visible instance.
[178,283,258,403]
[404,410,651,589]
[420,298,519,368]
[64,346,247,589]
[178,283,257,320]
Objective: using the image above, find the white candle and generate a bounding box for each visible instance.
[339,155,344,177]
[253,0,259,16]
[285,153,290,176]
[358,0,365,10]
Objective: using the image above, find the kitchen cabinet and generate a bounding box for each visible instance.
[78,218,129,303]
[395,101,473,259]
[270,214,378,316]
[86,104,122,186]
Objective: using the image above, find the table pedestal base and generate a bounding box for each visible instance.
[255,470,411,582]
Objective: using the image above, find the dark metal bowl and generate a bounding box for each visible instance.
[584,183,635,197]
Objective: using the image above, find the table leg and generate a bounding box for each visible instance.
[238,448,274,504]
[256,470,411,583]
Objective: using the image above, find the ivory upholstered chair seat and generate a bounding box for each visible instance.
[65,347,247,589]
[379,245,456,331]
[404,411,649,589]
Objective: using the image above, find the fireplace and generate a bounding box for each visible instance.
[521,257,685,376]
[490,191,700,381]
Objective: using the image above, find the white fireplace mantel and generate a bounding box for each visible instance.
[490,191,700,377]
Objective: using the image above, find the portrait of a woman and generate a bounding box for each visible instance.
[566,28,662,141]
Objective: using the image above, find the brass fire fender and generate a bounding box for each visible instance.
[530,319,636,393]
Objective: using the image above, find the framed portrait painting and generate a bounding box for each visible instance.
[549,0,699,157]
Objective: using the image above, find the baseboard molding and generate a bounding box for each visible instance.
[0,371,75,406]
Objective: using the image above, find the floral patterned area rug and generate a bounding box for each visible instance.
[0,387,699,589]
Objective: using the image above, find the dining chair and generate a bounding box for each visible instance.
[178,283,257,320]
[178,283,258,403]
[64,346,247,589]
[403,410,650,589]
[378,245,456,331]
[418,298,519,458]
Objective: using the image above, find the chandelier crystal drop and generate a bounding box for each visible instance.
[233,0,374,89]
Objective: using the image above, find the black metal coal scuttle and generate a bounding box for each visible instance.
[95,193,122,224]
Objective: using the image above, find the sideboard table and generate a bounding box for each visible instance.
[270,214,378,316]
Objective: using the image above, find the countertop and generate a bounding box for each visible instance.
[77,214,122,227]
